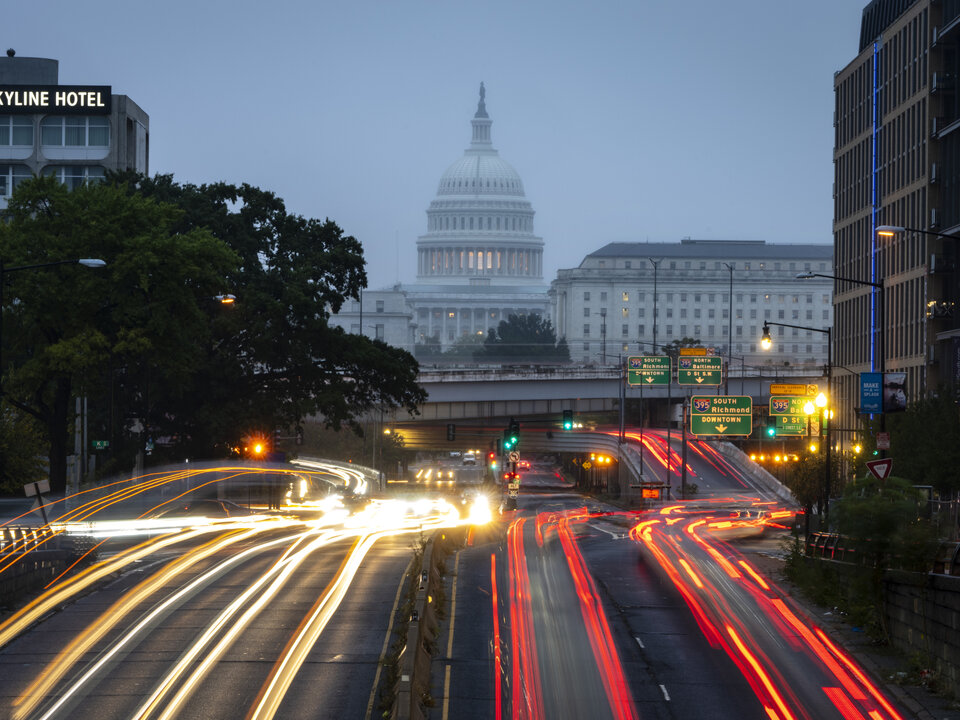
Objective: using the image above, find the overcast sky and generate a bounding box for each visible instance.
[9,0,867,290]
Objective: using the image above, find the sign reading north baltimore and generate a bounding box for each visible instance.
[0,86,112,114]
[689,396,752,435]
[677,356,722,385]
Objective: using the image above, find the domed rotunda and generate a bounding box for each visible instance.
[416,82,544,285]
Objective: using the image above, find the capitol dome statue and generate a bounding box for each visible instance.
[416,82,544,286]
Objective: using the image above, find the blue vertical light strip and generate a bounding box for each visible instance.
[870,41,880,373]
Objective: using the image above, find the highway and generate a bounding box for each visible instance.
[0,441,909,720]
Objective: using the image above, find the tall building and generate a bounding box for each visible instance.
[330,85,550,352]
[550,240,834,367]
[0,50,149,209]
[834,0,960,432]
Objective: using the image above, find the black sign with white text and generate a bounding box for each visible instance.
[0,85,112,114]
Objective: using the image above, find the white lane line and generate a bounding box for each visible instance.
[659,684,671,701]
[634,636,645,649]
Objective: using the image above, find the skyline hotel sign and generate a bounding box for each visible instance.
[0,86,112,115]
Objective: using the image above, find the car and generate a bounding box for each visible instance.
[462,452,477,465]
[518,460,531,470]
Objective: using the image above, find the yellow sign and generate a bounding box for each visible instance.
[770,383,818,396]
[679,347,709,356]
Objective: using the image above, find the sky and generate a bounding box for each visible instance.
[8,0,868,290]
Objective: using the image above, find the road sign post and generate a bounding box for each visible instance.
[627,355,671,386]
[689,396,753,436]
[678,356,723,386]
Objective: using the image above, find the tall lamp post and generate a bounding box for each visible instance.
[797,270,885,454]
[723,262,734,395]
[761,320,833,521]
[648,258,661,353]
[0,257,107,396]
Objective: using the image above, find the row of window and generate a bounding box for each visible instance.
[0,164,104,196]
[596,260,830,272]
[429,214,532,232]
[583,306,829,321]
[0,116,110,147]
[582,291,830,305]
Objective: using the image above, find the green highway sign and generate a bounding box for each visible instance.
[769,396,812,416]
[677,356,723,386]
[92,440,110,450]
[775,415,806,436]
[689,396,753,436]
[627,355,671,386]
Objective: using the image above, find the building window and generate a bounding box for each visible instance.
[40,116,109,146]
[0,164,32,196]
[584,307,591,317]
[583,343,590,351]
[41,165,105,190]
[583,291,591,302]
[375,324,384,340]
[621,324,628,336]
[376,300,385,313]
[708,308,715,319]
[583,324,590,336]
[0,116,33,146]
[624,261,631,269]
[622,307,629,318]
[666,325,673,335]
[638,324,645,335]
[622,291,629,302]
[600,291,607,302]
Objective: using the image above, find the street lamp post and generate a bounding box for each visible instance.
[724,262,733,395]
[761,320,833,523]
[0,257,107,396]
[648,258,661,354]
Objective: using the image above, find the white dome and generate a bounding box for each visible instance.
[436,153,525,197]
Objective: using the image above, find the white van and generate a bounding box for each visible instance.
[462,452,477,465]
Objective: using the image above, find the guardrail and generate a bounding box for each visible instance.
[0,525,90,606]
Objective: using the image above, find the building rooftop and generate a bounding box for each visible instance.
[585,239,833,262]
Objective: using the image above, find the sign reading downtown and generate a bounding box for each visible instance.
[677,356,722,385]
[627,355,670,386]
[0,86,112,114]
[689,396,753,436]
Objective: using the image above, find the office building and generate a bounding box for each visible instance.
[550,239,834,367]
[0,50,149,208]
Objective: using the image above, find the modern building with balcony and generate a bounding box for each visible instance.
[0,50,149,208]
[549,239,834,367]
[833,0,960,432]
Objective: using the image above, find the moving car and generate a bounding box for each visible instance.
[462,452,477,465]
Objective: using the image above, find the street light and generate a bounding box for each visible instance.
[648,258,661,354]
[0,257,107,396]
[723,262,734,395]
[761,320,832,522]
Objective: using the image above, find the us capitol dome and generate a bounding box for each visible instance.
[416,82,544,285]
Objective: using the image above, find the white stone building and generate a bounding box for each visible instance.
[550,240,834,367]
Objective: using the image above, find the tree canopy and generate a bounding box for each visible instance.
[474,313,569,363]
[0,173,426,492]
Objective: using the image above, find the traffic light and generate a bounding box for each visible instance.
[503,428,514,451]
[562,409,573,431]
[447,423,456,441]
[765,418,777,438]
[507,418,520,448]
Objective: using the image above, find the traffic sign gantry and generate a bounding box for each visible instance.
[689,396,753,435]
[627,355,671,386]
[678,356,723,386]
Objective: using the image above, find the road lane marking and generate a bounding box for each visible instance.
[364,553,416,720]
[442,551,460,720]
[660,684,671,701]
[635,636,645,649]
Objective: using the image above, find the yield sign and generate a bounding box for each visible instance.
[866,458,893,481]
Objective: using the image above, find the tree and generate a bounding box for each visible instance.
[0,401,47,494]
[443,332,485,361]
[474,314,570,363]
[661,337,704,359]
[414,333,442,362]
[0,175,238,492]
[110,173,426,454]
[887,386,960,495]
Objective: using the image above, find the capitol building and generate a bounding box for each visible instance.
[329,85,550,351]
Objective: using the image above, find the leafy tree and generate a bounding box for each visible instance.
[110,173,426,454]
[443,332,484,360]
[0,401,47,493]
[0,175,238,492]
[474,314,570,363]
[887,386,960,494]
[661,337,704,359]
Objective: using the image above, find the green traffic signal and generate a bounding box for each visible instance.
[562,409,573,430]
[765,425,777,438]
